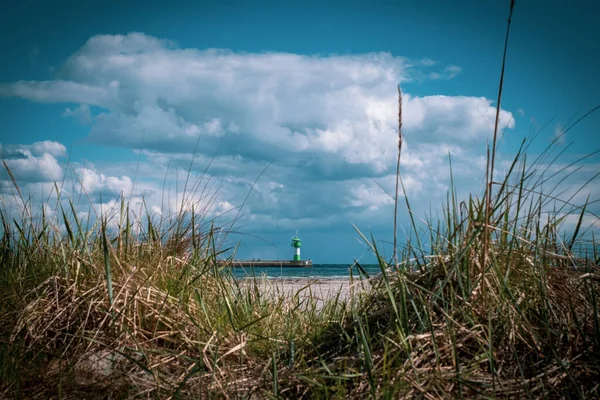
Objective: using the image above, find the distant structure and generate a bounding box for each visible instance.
[222,231,313,268]
[291,233,302,261]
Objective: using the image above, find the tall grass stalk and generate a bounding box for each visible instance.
[393,84,404,269]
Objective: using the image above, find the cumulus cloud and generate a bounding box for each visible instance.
[0,32,512,174]
[29,140,68,157]
[0,141,66,182]
[72,166,133,198]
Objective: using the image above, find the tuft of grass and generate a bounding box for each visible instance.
[0,166,352,398]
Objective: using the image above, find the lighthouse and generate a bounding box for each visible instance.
[290,234,302,261]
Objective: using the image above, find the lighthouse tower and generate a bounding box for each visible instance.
[290,234,302,261]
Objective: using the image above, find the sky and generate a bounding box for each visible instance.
[0,0,599,263]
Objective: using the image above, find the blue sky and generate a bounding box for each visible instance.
[1,0,599,263]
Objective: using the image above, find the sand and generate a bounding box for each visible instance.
[240,277,372,307]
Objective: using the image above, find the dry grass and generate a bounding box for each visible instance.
[0,213,350,398]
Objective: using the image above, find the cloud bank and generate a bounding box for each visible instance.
[9,33,594,261]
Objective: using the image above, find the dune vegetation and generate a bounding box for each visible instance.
[2,1,600,398]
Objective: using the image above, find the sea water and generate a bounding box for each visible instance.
[224,263,383,279]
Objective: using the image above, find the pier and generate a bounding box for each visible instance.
[219,233,312,268]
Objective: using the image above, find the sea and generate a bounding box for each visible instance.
[224,263,383,280]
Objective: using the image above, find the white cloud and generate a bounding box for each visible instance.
[28,140,67,157]
[0,80,114,105]
[444,65,462,79]
[63,104,92,124]
[419,58,436,67]
[429,65,462,80]
[404,95,514,141]
[72,166,133,198]
[7,153,63,182]
[0,33,512,174]
[0,141,65,182]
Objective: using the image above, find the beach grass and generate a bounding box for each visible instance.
[2,1,600,398]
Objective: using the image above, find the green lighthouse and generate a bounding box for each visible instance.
[290,234,302,261]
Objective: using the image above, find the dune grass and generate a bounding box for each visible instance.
[2,2,600,398]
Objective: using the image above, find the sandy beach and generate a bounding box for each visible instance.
[240,277,373,307]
